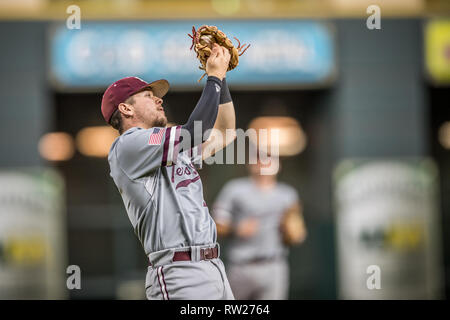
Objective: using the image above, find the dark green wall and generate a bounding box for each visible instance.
[332,19,426,158]
[0,22,50,167]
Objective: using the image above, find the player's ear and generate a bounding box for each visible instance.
[118,102,134,117]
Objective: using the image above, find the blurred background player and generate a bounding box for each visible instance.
[213,153,307,300]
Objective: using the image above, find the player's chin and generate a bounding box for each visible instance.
[154,116,168,128]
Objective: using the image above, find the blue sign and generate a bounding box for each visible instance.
[50,21,335,89]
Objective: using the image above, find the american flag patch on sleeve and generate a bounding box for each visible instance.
[148,128,165,145]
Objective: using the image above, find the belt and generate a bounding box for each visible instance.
[173,246,219,262]
[237,255,282,265]
[148,245,219,267]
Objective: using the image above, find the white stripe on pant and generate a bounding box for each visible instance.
[157,266,169,300]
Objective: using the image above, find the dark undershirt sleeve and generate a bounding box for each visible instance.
[179,76,222,151]
[220,77,232,105]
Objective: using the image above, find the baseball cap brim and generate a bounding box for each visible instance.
[137,79,170,98]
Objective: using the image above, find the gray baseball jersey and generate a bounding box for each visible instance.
[108,126,217,255]
[213,177,299,264]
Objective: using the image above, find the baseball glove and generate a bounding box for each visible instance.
[188,25,250,81]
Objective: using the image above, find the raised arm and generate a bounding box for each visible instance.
[179,44,231,152]
[202,77,236,161]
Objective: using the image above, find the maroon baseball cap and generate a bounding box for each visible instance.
[101,76,169,123]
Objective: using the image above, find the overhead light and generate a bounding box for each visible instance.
[245,0,274,15]
[329,0,424,12]
[0,0,47,11]
[438,121,450,149]
[76,126,119,158]
[248,116,307,157]
[211,0,241,16]
[38,132,75,161]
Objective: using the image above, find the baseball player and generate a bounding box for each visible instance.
[213,155,307,300]
[101,44,236,300]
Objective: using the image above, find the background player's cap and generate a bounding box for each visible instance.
[101,76,170,123]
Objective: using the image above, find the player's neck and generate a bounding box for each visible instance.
[251,175,276,191]
[122,119,151,134]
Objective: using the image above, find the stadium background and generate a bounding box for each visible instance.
[0,0,449,299]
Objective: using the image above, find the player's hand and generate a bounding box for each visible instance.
[235,218,259,239]
[206,44,231,80]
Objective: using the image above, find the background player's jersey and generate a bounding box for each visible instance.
[213,177,298,264]
[108,126,217,255]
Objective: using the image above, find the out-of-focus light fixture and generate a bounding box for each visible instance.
[248,116,307,157]
[329,0,424,12]
[211,0,241,16]
[38,132,75,161]
[245,0,274,15]
[76,126,119,158]
[113,0,138,9]
[0,0,47,11]
[438,121,450,149]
